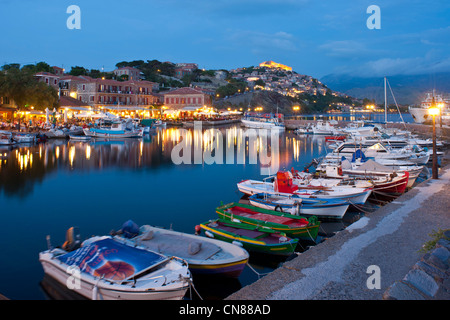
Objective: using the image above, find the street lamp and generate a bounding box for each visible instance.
[428,100,440,179]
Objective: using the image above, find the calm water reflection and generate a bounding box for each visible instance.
[0,125,356,300]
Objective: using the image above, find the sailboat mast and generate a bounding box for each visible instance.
[384,77,387,124]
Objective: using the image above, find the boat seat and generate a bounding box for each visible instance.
[188,242,202,255]
[138,233,221,260]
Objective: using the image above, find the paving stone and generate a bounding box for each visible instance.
[431,247,450,268]
[382,281,427,300]
[403,269,439,298]
[413,261,447,283]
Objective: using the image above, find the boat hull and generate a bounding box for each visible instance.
[248,195,350,219]
[83,128,143,138]
[200,220,298,256]
[39,255,189,300]
[241,119,285,130]
[216,203,320,241]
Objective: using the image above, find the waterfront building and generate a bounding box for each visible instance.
[163,87,211,110]
[75,78,161,114]
[113,66,142,81]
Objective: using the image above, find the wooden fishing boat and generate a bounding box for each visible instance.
[199,219,299,256]
[237,171,373,205]
[248,193,350,219]
[113,221,249,278]
[216,202,320,241]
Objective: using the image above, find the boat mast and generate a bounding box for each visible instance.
[384,77,387,124]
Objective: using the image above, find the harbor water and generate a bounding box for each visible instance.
[0,114,422,300]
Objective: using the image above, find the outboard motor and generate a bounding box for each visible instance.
[62,227,81,252]
[120,220,140,239]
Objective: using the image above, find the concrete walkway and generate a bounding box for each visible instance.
[227,163,450,300]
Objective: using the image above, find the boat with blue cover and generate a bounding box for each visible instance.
[39,229,191,300]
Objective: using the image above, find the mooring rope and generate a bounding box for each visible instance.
[246,262,272,279]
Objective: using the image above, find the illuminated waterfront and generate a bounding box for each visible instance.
[0,125,339,299]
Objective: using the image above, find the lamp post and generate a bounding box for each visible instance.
[428,97,440,179]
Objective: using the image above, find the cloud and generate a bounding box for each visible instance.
[319,40,370,57]
[347,54,450,77]
[226,30,298,54]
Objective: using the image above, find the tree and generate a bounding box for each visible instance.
[68,66,88,76]
[0,68,59,130]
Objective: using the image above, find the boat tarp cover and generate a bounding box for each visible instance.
[356,159,393,173]
[56,238,166,281]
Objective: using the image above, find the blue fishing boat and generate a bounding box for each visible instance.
[83,119,143,138]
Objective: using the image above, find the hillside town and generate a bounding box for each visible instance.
[0,59,362,127]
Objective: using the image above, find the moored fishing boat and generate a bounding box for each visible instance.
[317,159,411,195]
[112,221,249,278]
[199,219,299,256]
[248,193,350,219]
[241,112,285,130]
[83,120,143,138]
[39,232,191,300]
[237,171,372,205]
[69,135,92,141]
[216,202,320,241]
[0,131,17,145]
[13,133,36,143]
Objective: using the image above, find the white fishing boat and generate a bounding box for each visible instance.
[112,221,249,278]
[13,133,35,143]
[69,135,92,141]
[311,120,338,135]
[248,193,350,219]
[0,131,17,145]
[152,119,166,128]
[39,232,191,300]
[237,171,372,205]
[83,120,143,138]
[241,112,285,130]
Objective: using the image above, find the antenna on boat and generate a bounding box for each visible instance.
[46,235,53,250]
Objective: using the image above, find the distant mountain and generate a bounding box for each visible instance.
[320,72,450,106]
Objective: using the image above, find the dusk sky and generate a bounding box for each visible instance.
[1,0,449,79]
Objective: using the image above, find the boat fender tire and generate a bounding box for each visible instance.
[232,241,243,247]
[205,231,214,238]
[275,205,283,212]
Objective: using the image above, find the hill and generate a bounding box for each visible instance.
[320,72,450,106]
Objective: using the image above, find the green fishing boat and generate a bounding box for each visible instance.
[216,202,320,241]
[199,219,299,256]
